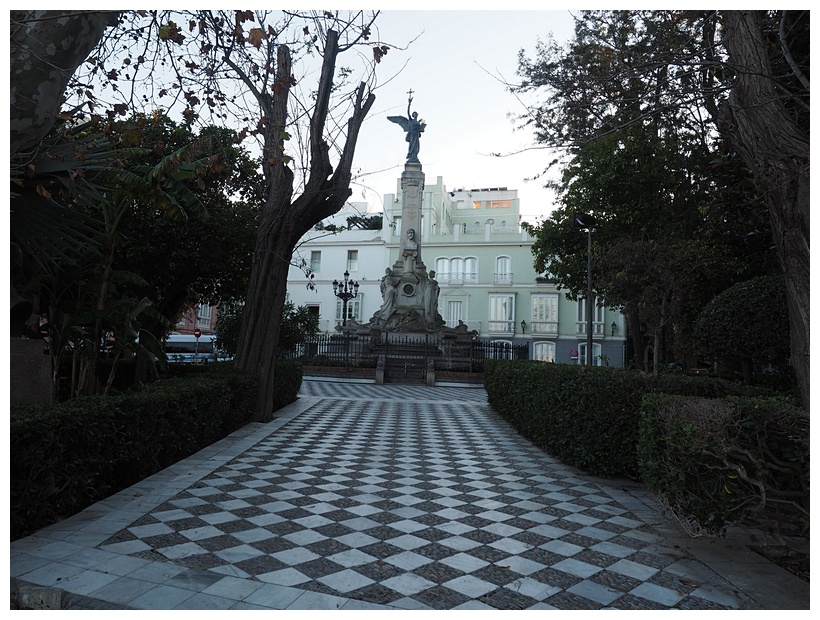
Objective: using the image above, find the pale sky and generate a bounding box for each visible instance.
[345,10,577,223]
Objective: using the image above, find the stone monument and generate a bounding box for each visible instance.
[367,91,444,333]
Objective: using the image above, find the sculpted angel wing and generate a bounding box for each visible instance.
[387,115,410,131]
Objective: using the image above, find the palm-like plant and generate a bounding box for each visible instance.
[12,118,210,398]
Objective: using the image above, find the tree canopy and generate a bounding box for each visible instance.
[514,10,806,394]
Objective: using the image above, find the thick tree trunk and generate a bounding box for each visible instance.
[235,31,375,420]
[719,11,810,409]
[10,11,120,156]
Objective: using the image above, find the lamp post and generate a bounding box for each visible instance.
[574,212,597,366]
[333,270,359,327]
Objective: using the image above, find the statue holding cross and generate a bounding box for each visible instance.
[388,89,426,163]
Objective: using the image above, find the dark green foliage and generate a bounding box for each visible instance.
[216,299,319,357]
[695,275,790,372]
[10,361,300,540]
[484,360,774,478]
[638,394,808,535]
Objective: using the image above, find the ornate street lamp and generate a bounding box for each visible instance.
[574,212,597,366]
[333,270,359,327]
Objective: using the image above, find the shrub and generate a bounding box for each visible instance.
[484,360,781,478]
[9,361,302,540]
[638,394,808,536]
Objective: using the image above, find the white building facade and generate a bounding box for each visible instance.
[286,177,627,366]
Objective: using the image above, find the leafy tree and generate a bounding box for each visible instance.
[514,11,799,382]
[694,275,790,385]
[64,11,381,419]
[12,11,383,417]
[718,11,809,408]
[215,299,319,358]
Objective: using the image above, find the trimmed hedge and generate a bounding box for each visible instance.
[484,360,775,478]
[638,394,808,535]
[10,360,301,540]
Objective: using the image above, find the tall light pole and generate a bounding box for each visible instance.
[333,270,359,327]
[574,212,597,366]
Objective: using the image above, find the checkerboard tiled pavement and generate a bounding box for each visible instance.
[10,379,808,610]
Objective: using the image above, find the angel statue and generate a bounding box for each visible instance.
[388,90,426,163]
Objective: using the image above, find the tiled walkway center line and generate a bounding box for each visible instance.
[13,382,803,610]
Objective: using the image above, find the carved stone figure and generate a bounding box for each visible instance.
[422,270,440,323]
[377,269,398,321]
[401,228,418,272]
[388,91,426,163]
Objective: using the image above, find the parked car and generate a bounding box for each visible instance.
[163,333,218,364]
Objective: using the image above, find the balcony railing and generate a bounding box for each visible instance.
[530,321,558,335]
[488,320,515,334]
[438,272,478,285]
[493,272,513,286]
[576,321,606,338]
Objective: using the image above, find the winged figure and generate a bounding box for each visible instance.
[388,94,426,163]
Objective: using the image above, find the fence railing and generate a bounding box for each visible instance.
[279,333,528,373]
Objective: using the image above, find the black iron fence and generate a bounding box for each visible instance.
[279,333,528,373]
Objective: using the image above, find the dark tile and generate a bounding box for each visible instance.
[465,545,512,564]
[142,532,190,548]
[248,536,297,554]
[411,585,470,610]
[354,561,405,582]
[416,543,458,562]
[543,590,603,610]
[573,549,619,569]
[347,583,405,605]
[265,521,306,536]
[630,550,674,569]
[608,592,667,610]
[233,554,288,576]
[470,564,522,587]
[304,538,352,557]
[461,529,503,545]
[590,569,641,592]
[359,541,404,560]
[530,567,583,589]
[197,534,244,552]
[295,557,346,579]
[479,587,537,610]
[519,547,563,567]
[218,519,257,534]
[676,595,735,610]
[412,561,464,584]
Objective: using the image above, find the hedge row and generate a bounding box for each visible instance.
[638,394,809,535]
[483,360,777,478]
[10,361,302,540]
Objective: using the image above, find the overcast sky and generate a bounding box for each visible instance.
[346,10,577,223]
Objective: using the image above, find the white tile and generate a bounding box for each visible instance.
[317,568,375,592]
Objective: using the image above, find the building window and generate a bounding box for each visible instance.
[393,216,401,236]
[196,305,212,329]
[436,257,478,285]
[310,251,321,273]
[531,294,558,335]
[576,297,605,336]
[474,221,480,232]
[472,201,482,209]
[336,297,362,323]
[494,256,512,285]
[464,257,478,283]
[534,341,556,362]
[489,294,515,333]
[578,342,603,366]
[347,250,359,272]
[488,200,512,208]
[446,300,463,328]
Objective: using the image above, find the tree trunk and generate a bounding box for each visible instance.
[235,31,375,420]
[719,11,810,409]
[10,11,120,156]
